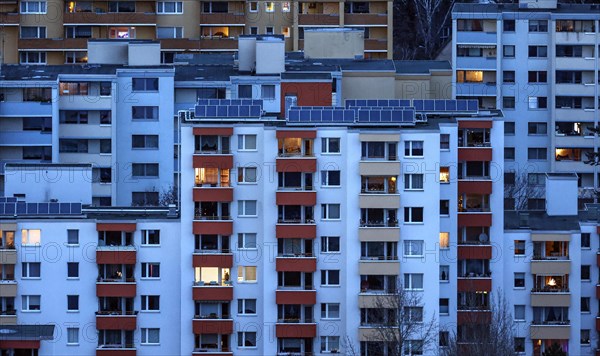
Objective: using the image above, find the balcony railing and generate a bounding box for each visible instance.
[97,344,135,349]
[457,305,490,311]
[360,287,396,294]
[458,272,492,278]
[458,240,491,245]
[278,186,314,191]
[194,347,231,353]
[194,313,231,320]
[0,310,16,315]
[277,317,315,324]
[360,189,397,194]
[96,310,138,316]
[532,255,569,261]
[359,220,398,227]
[277,219,315,224]
[360,256,399,261]
[194,149,231,155]
[531,320,570,326]
[277,285,314,291]
[194,280,232,287]
[531,287,570,293]
[194,215,232,221]
[195,182,230,188]
[0,245,15,250]
[458,206,491,213]
[278,253,314,258]
[97,277,135,283]
[195,248,231,254]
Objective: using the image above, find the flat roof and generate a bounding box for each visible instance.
[394,60,452,74]
[504,210,581,231]
[453,2,600,14]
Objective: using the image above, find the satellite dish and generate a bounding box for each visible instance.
[478,233,489,243]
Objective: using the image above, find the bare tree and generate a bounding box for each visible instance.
[158,184,179,206]
[442,291,515,356]
[504,171,544,211]
[354,280,437,356]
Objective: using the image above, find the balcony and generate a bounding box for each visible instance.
[276,257,317,272]
[275,323,317,338]
[0,130,51,147]
[200,12,245,25]
[192,348,232,356]
[193,284,233,301]
[18,38,87,50]
[358,261,400,275]
[456,31,497,44]
[457,278,492,292]
[359,195,400,209]
[555,31,596,44]
[529,324,570,340]
[457,310,492,325]
[0,249,16,265]
[193,221,233,236]
[358,227,399,242]
[96,311,137,330]
[0,281,16,297]
[530,293,570,307]
[193,155,234,170]
[276,158,317,173]
[160,39,201,50]
[96,247,136,265]
[193,187,233,202]
[200,38,238,50]
[0,13,19,25]
[458,148,492,161]
[555,57,596,70]
[276,191,317,206]
[96,280,136,298]
[193,319,234,334]
[0,311,16,325]
[276,290,316,305]
[58,95,112,110]
[456,56,497,70]
[298,13,340,26]
[193,254,233,269]
[364,39,388,51]
[0,102,52,117]
[457,245,492,260]
[530,261,570,275]
[455,82,497,96]
[458,213,492,227]
[276,222,316,239]
[458,180,492,195]
[555,107,595,121]
[63,11,157,25]
[96,346,136,356]
[344,13,387,26]
[359,161,401,176]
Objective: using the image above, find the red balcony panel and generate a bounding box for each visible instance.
[457,278,492,292]
[276,224,316,239]
[276,158,317,173]
[596,285,600,299]
[276,290,316,305]
[458,181,492,195]
[596,317,600,331]
[193,188,234,202]
[96,250,136,265]
[193,254,233,268]
[96,223,136,232]
[192,319,234,334]
[457,310,491,325]
[458,213,492,227]
[597,252,600,267]
[193,221,233,235]
[276,191,317,206]
[192,353,233,356]
[458,148,492,161]
[193,155,234,169]
[276,324,317,338]
[193,127,233,136]
[96,283,136,298]
[276,257,317,272]
[458,120,493,129]
[597,226,600,234]
[276,130,317,139]
[96,350,136,356]
[458,245,492,260]
[96,315,137,330]
[193,286,233,301]
[0,340,40,349]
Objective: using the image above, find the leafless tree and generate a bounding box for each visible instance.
[158,184,179,206]
[441,291,515,356]
[350,281,437,356]
[504,171,544,211]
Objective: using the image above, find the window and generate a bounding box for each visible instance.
[132,106,158,120]
[528,71,547,83]
[528,96,547,109]
[238,134,257,151]
[22,262,40,278]
[20,26,46,39]
[504,19,515,31]
[108,1,134,12]
[320,336,340,353]
[132,78,158,91]
[20,52,46,64]
[67,327,79,345]
[514,240,525,255]
[141,328,160,345]
[67,229,79,245]
[440,134,450,150]
[529,20,548,32]
[439,331,449,347]
[237,266,257,283]
[581,329,591,345]
[403,240,424,256]
[321,270,340,286]
[132,192,159,206]
[21,0,46,13]
[404,273,423,290]
[261,85,275,100]
[238,167,258,183]
[404,141,424,157]
[281,1,290,12]
[141,263,160,279]
[322,138,341,154]
[503,71,515,83]
[505,147,515,160]
[132,135,159,149]
[238,85,252,98]
[157,1,182,13]
[528,198,545,210]
[439,233,449,249]
[581,297,590,313]
[321,236,340,253]
[141,295,160,311]
[100,139,111,154]
[581,265,590,281]
[527,173,545,186]
[321,303,340,319]
[156,27,183,39]
[141,230,160,245]
[514,272,525,288]
[238,299,257,315]
[238,200,257,216]
[60,139,88,153]
[404,174,424,190]
[61,111,88,124]
[22,295,40,311]
[249,27,258,35]
[21,229,41,245]
[404,207,424,223]
[321,170,340,186]
[528,122,547,135]
[514,305,525,321]
[503,123,515,136]
[132,163,159,178]
[440,265,449,282]
[439,298,449,314]
[503,45,515,58]
[249,1,258,12]
[237,331,257,348]
[439,167,450,183]
[503,97,515,109]
[528,45,548,58]
[238,233,257,249]
[321,204,341,220]
[515,337,525,353]
[65,26,92,39]
[67,295,79,311]
[265,1,274,12]
[528,148,547,160]
[67,262,78,278]
[582,233,591,248]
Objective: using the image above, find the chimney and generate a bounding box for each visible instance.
[545,173,578,216]
[238,36,257,73]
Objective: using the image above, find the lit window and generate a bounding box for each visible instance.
[439,167,450,183]
[21,229,41,245]
[439,233,449,249]
[249,1,258,12]
[282,1,290,12]
[237,266,257,283]
[265,1,274,12]
[514,240,525,255]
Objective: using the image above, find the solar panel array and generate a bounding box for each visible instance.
[0,197,17,203]
[346,99,479,113]
[197,99,263,106]
[0,202,82,216]
[194,99,263,119]
[356,108,415,123]
[288,106,416,125]
[288,108,355,123]
[345,99,411,108]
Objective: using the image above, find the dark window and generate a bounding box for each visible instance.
[503,20,515,31]
[132,78,159,91]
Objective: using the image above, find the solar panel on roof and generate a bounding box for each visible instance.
[288,110,300,121]
[71,203,82,215]
[206,106,217,117]
[38,203,48,214]
[49,203,59,214]
[239,106,250,116]
[16,202,25,215]
[27,203,37,215]
[446,100,457,111]
[60,203,70,214]
[0,203,4,215]
[250,106,261,117]
[467,100,478,111]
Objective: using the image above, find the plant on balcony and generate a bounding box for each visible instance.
[542,342,566,356]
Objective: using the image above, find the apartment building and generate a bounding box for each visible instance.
[0,0,393,64]
[451,0,600,206]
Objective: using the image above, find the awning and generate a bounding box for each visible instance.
[457,44,496,49]
[0,325,55,349]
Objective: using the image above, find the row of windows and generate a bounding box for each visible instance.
[12,229,160,247]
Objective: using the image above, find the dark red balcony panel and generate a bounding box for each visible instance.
[458,120,493,129]
[276,158,317,173]
[192,319,233,334]
[457,278,492,292]
[276,324,317,338]
[96,223,136,232]
[276,224,316,239]
[96,283,136,298]
[276,290,316,305]
[457,245,492,260]
[276,257,317,272]
[96,315,137,330]
[192,254,233,268]
[458,148,492,162]
[458,213,492,227]
[192,286,233,301]
[276,130,317,139]
[457,310,491,325]
[458,181,492,195]
[193,127,233,136]
[193,221,233,235]
[96,250,136,265]
[193,155,233,169]
[193,188,234,202]
[276,191,317,206]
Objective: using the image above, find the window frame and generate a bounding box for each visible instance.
[141,262,161,279]
[238,200,258,217]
